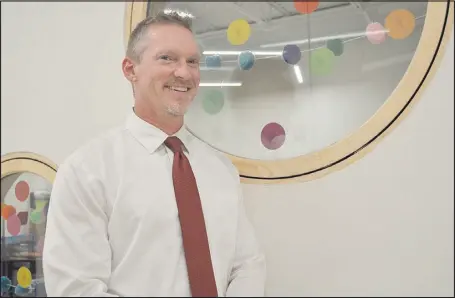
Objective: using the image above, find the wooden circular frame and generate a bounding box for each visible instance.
[124,1,454,184]
[1,152,57,184]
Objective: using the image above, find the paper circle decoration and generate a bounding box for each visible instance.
[294,0,319,14]
[227,19,251,45]
[310,48,335,76]
[17,267,32,288]
[282,44,302,65]
[238,51,255,70]
[202,90,225,115]
[261,122,286,150]
[385,9,416,40]
[366,22,387,44]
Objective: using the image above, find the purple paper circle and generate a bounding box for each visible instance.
[261,122,286,150]
[282,44,301,65]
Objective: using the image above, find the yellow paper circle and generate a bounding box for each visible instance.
[227,19,251,45]
[385,9,416,40]
[17,267,32,288]
[35,199,48,211]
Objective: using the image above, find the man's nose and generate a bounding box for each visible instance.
[174,61,192,80]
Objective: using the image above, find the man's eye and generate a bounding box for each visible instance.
[159,55,172,61]
[188,59,199,65]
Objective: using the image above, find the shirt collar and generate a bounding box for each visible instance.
[125,109,193,155]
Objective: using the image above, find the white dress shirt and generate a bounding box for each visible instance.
[42,111,266,297]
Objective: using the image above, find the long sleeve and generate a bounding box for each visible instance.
[42,160,118,297]
[226,182,266,297]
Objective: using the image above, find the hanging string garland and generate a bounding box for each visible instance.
[200,7,422,151]
[204,10,422,68]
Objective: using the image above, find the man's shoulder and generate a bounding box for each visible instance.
[61,126,126,171]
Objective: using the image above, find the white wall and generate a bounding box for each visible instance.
[2,2,453,297]
[1,2,132,163]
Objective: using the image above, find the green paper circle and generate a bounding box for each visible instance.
[29,210,43,224]
[327,39,344,56]
[310,48,335,76]
[202,90,225,115]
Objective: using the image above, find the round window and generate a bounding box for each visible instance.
[1,152,57,297]
[125,1,453,183]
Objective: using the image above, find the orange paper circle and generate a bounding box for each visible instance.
[385,9,416,40]
[2,205,16,220]
[294,0,319,14]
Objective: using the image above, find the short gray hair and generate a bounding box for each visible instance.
[126,9,194,62]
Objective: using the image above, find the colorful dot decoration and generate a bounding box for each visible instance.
[17,211,29,225]
[282,44,302,65]
[1,179,49,296]
[7,214,21,236]
[366,22,387,44]
[30,210,45,224]
[35,199,49,211]
[294,0,319,14]
[202,89,225,115]
[1,180,49,235]
[15,181,30,202]
[15,285,32,296]
[2,181,31,235]
[261,123,286,150]
[227,19,251,46]
[215,8,418,150]
[17,267,32,288]
[1,276,11,293]
[1,271,38,297]
[326,39,344,56]
[385,9,416,40]
[2,204,16,219]
[238,51,255,71]
[310,48,335,76]
[205,55,222,68]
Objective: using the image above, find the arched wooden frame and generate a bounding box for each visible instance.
[124,1,454,184]
[1,152,57,184]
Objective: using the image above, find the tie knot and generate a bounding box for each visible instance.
[165,136,184,153]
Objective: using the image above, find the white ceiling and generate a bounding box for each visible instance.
[148,1,428,49]
[158,2,351,35]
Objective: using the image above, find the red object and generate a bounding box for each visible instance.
[165,137,218,297]
[15,180,30,202]
[294,0,319,14]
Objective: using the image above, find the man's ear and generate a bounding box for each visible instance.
[122,57,138,83]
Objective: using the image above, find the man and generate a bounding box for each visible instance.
[42,9,266,297]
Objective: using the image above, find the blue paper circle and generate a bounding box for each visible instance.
[238,51,255,71]
[1,276,11,293]
[282,44,301,65]
[14,285,30,296]
[205,55,222,68]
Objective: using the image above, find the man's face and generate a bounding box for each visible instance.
[128,24,201,117]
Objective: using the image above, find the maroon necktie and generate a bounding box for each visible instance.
[165,136,218,297]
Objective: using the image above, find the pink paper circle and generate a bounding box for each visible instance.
[261,122,286,150]
[366,22,386,44]
[7,214,21,236]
